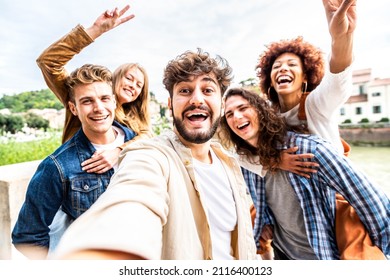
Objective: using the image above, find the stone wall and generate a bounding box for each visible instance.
[340,127,390,146]
[0,160,41,259]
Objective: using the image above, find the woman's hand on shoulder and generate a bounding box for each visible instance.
[81,148,121,174]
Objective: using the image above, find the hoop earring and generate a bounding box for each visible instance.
[268,86,273,96]
[302,82,307,93]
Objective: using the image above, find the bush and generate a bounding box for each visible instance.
[0,134,61,166]
[25,112,50,131]
[152,116,171,135]
[378,117,389,123]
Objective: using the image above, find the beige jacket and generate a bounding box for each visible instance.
[54,130,258,260]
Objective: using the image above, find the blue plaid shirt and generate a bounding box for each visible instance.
[242,132,390,259]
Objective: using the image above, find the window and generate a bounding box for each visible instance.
[373,106,381,114]
[340,108,345,115]
[359,85,365,94]
[372,92,381,97]
[355,107,362,115]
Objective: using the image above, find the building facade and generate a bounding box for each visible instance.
[339,69,390,124]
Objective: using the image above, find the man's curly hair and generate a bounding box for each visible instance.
[163,48,233,98]
[220,87,287,171]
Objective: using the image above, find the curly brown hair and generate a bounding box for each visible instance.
[256,36,325,106]
[220,88,287,171]
[163,48,233,98]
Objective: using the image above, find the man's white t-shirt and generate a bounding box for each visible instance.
[91,126,125,171]
[194,149,237,260]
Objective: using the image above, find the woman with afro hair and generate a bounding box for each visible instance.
[256,0,353,154]
[251,0,386,259]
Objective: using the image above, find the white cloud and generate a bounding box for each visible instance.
[1,0,389,101]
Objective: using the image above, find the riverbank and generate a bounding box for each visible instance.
[340,126,390,147]
[348,145,390,197]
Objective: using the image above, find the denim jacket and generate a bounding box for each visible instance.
[12,121,135,248]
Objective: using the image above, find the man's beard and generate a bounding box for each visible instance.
[172,106,220,144]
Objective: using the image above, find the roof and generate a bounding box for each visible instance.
[353,68,372,84]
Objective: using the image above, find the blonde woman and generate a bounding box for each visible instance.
[37,5,152,174]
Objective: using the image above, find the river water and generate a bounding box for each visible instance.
[348,146,390,198]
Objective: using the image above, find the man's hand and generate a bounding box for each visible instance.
[279,146,319,178]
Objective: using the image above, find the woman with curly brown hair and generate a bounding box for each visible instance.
[220,87,390,260]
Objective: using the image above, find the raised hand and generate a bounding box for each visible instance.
[323,0,357,38]
[86,5,135,40]
[322,0,357,72]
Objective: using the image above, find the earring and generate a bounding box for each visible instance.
[302,82,307,93]
[268,86,273,96]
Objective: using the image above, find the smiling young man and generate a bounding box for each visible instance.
[53,49,258,260]
[12,64,136,259]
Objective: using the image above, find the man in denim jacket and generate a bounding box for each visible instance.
[12,64,136,259]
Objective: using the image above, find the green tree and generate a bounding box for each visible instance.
[5,114,24,134]
[159,106,167,118]
[153,116,171,135]
[150,91,156,101]
[0,114,6,134]
[25,112,50,131]
[0,95,24,111]
[239,77,258,87]
[0,89,63,112]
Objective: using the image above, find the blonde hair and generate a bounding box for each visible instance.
[66,64,112,103]
[112,63,150,135]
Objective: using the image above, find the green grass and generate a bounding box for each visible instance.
[0,134,61,166]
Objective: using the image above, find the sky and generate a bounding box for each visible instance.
[1,0,389,102]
